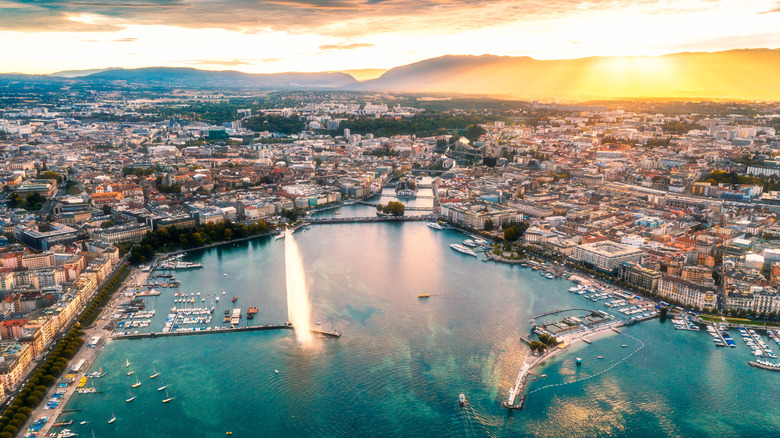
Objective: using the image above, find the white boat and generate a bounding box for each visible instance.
[162,389,173,403]
[126,371,134,376]
[274,369,279,374]
[126,396,135,403]
[108,413,116,424]
[131,376,142,388]
[150,365,159,379]
[125,359,130,368]
[427,222,444,230]
[450,244,477,257]
[223,273,228,276]
[222,291,226,295]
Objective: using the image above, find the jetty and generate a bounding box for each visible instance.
[111,324,341,340]
[505,309,632,410]
[748,360,780,371]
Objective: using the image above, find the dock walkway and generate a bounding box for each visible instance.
[111,324,341,340]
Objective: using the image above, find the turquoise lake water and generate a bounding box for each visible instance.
[59,222,780,437]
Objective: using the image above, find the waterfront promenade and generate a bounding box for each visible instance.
[26,266,152,437]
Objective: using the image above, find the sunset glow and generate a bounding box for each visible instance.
[0,0,778,79]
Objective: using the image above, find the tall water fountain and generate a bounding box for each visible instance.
[284,230,313,344]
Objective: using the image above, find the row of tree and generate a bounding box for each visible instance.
[77,265,129,327]
[331,111,490,138]
[128,220,275,264]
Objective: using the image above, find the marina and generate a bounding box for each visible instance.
[46,222,780,437]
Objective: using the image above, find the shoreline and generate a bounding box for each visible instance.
[157,230,278,259]
[505,319,623,409]
[27,265,146,437]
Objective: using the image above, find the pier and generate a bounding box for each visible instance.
[505,312,631,410]
[111,324,341,340]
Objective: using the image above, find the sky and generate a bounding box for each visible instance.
[1,0,780,76]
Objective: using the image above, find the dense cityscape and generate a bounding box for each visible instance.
[0,78,780,436]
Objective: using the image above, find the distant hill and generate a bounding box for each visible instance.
[81,67,359,89]
[2,49,779,99]
[357,49,780,100]
[51,68,120,78]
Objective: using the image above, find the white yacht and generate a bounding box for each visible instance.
[450,244,477,257]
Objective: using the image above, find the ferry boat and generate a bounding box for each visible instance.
[459,393,466,406]
[418,294,430,298]
[450,244,477,257]
[427,222,444,230]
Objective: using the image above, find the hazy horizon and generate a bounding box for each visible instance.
[2,0,780,77]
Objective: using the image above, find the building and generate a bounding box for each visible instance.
[440,201,519,230]
[0,341,32,391]
[572,241,644,274]
[21,251,55,269]
[14,179,56,197]
[681,265,713,284]
[618,262,662,292]
[93,223,151,244]
[13,222,79,251]
[508,200,554,218]
[657,276,717,310]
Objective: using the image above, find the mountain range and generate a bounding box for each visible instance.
[2,49,779,100]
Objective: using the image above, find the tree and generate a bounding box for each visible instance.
[100,221,115,229]
[38,171,62,183]
[314,157,322,167]
[484,218,494,232]
[464,124,486,143]
[382,201,405,216]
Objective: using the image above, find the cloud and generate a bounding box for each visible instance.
[113,37,137,42]
[0,0,700,35]
[319,42,374,51]
[181,58,283,66]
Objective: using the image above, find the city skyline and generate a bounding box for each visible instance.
[1,0,780,77]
